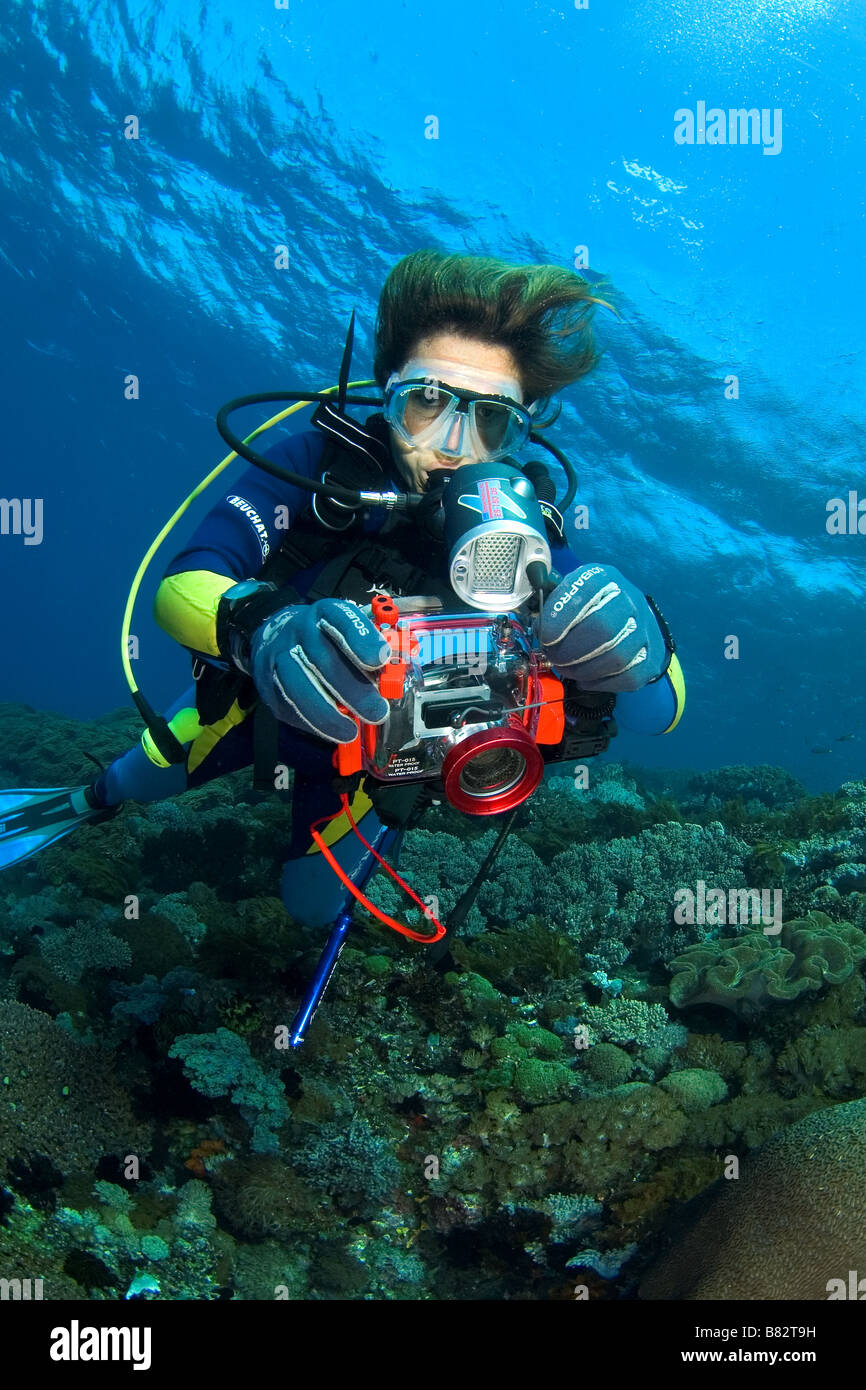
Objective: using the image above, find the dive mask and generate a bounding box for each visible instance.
[384,357,534,462]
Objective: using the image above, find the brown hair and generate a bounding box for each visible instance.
[372,249,617,404]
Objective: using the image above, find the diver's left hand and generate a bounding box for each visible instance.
[539,563,668,692]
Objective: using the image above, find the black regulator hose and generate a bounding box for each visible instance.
[216,392,391,507]
[529,430,578,510]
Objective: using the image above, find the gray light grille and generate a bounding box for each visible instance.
[472,535,520,593]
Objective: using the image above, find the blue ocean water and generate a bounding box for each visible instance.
[0,0,863,785]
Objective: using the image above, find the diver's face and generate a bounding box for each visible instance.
[387,332,524,493]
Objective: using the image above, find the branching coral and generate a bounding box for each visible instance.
[540,821,750,961]
[168,1028,290,1154]
[39,917,132,985]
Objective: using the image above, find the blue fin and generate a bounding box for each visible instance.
[0,786,111,871]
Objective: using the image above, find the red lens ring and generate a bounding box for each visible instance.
[441,726,543,815]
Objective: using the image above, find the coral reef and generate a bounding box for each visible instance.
[539,820,752,962]
[0,1000,150,1182]
[685,763,805,811]
[1,697,866,1301]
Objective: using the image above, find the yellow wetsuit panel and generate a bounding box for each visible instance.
[154,570,236,657]
[306,788,375,852]
[186,699,254,774]
[662,652,686,733]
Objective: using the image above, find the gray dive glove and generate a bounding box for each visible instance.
[219,583,390,743]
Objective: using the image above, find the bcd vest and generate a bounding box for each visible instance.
[191,408,613,796]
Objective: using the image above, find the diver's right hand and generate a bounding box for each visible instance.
[249,599,391,743]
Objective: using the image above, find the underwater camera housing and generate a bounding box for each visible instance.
[335,596,615,816]
[333,467,615,816]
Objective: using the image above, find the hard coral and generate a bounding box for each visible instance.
[40,918,132,985]
[0,1001,150,1183]
[291,1117,401,1219]
[580,998,677,1048]
[541,821,750,961]
[641,1099,866,1299]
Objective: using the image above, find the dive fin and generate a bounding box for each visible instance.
[0,786,117,871]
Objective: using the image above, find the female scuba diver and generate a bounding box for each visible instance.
[0,251,685,1008]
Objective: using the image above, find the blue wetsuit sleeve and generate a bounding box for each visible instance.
[615,662,685,735]
[163,430,325,581]
[154,430,327,660]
